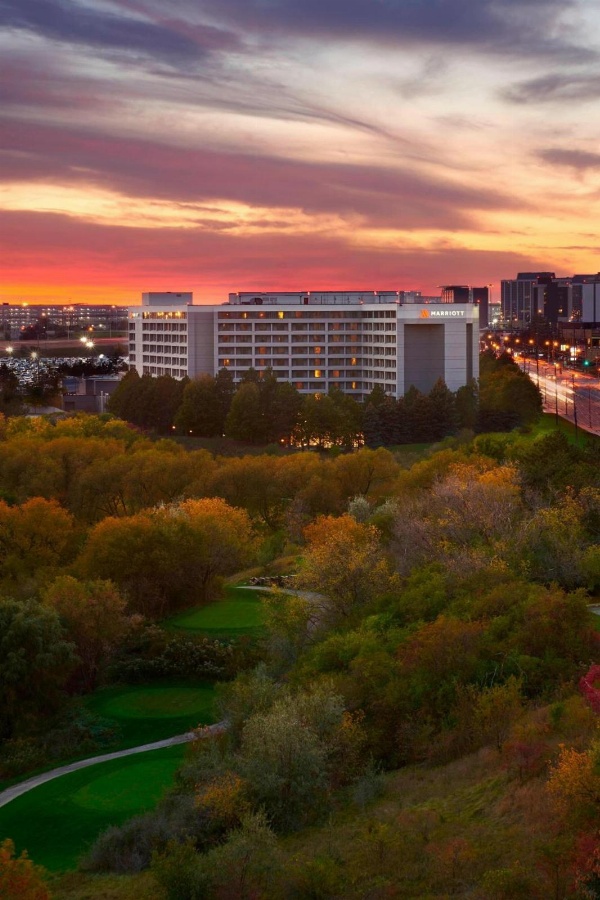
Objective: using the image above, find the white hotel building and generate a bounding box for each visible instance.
[128,291,479,399]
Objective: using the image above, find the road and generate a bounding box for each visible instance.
[519,358,600,435]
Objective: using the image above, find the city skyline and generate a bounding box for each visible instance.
[2,0,600,305]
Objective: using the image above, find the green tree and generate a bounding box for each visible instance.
[238,686,350,830]
[455,379,478,430]
[427,378,458,440]
[175,374,223,437]
[0,597,76,739]
[225,383,263,443]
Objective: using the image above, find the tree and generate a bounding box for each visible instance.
[0,597,76,739]
[546,743,600,821]
[0,839,50,900]
[300,514,398,624]
[106,369,143,422]
[0,498,75,590]
[42,576,130,691]
[399,385,432,443]
[332,447,398,505]
[238,686,351,830]
[175,374,223,437]
[455,379,478,430]
[427,378,458,440]
[268,381,302,444]
[0,365,24,417]
[78,498,255,616]
[225,383,264,443]
[478,356,542,431]
[145,375,186,433]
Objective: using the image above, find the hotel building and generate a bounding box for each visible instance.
[128,291,479,399]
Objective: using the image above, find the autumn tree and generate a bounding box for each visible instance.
[78,498,255,616]
[546,743,600,821]
[0,839,50,900]
[299,514,398,624]
[0,498,75,591]
[42,575,131,691]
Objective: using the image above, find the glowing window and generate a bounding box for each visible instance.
[314,369,321,378]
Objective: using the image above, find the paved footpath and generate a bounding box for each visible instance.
[0,586,310,811]
[0,723,226,810]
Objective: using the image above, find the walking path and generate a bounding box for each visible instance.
[0,584,308,811]
[0,722,226,810]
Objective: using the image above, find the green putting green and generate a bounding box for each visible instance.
[84,682,216,749]
[165,586,266,637]
[0,744,186,871]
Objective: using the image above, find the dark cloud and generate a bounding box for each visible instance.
[504,73,600,104]
[0,119,522,231]
[190,0,589,59]
[538,148,600,171]
[0,0,239,64]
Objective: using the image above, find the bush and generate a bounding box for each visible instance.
[111,635,238,682]
[0,707,119,780]
[83,793,212,873]
[81,812,177,873]
[152,840,211,900]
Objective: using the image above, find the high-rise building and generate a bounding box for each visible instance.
[471,287,490,328]
[128,291,479,399]
[581,276,600,323]
[501,273,555,326]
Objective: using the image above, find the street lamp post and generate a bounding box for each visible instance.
[572,373,579,443]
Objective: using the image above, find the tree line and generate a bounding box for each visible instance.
[107,350,542,446]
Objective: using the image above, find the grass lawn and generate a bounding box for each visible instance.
[0,744,185,872]
[84,682,216,749]
[523,413,600,447]
[164,586,266,638]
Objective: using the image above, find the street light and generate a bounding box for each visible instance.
[572,373,579,443]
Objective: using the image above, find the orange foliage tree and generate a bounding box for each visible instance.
[300,514,398,624]
[0,839,50,900]
[78,497,255,616]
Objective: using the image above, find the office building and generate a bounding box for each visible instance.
[501,273,555,326]
[128,291,479,399]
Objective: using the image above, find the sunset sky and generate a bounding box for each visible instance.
[2,0,600,305]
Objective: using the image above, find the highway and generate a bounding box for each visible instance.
[519,357,600,435]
